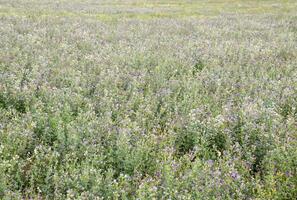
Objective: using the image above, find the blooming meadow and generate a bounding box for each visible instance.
[0,0,297,199]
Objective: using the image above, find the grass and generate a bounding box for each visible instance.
[0,0,297,199]
[1,0,297,20]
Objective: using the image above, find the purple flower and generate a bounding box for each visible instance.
[155,171,161,178]
[285,171,292,177]
[206,159,214,166]
[231,171,240,180]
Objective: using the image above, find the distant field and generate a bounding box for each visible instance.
[1,0,297,19]
[0,0,296,199]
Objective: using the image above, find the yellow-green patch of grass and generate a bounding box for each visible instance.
[0,6,203,21]
[0,6,115,21]
[99,0,297,14]
[1,0,296,21]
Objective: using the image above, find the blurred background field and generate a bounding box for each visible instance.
[1,0,297,20]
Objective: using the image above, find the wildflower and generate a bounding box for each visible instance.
[230,171,240,180]
[206,159,214,167]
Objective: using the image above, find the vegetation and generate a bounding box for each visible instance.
[0,0,296,199]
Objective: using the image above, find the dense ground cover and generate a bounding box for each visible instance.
[0,0,297,199]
